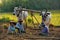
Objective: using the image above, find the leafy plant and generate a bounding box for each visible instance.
[0,17,10,22]
[4,24,8,29]
[28,18,32,23]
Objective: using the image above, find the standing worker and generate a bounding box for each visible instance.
[13,6,28,34]
[39,11,51,36]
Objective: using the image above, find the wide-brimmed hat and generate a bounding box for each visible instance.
[10,21,15,23]
[10,21,16,25]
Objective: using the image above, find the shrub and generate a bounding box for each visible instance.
[0,17,10,23]
[4,24,8,29]
[28,18,32,23]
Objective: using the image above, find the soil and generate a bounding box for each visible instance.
[0,23,60,40]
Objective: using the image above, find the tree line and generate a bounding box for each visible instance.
[0,0,60,12]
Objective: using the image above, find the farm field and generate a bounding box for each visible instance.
[0,10,60,26]
[0,0,60,40]
[0,10,60,40]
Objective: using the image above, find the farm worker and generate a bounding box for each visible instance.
[8,21,16,33]
[39,24,48,36]
[39,12,51,36]
[15,19,26,33]
[44,12,51,32]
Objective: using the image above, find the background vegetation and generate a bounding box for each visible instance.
[0,0,60,12]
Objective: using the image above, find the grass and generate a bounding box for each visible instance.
[0,10,60,26]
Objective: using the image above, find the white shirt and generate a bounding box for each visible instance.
[45,14,51,24]
[45,14,51,32]
[16,22,24,31]
[18,11,28,20]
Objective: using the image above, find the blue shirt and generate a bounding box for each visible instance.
[8,26,15,32]
[16,23,24,31]
[41,27,48,33]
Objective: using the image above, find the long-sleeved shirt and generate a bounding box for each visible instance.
[41,27,48,34]
[16,22,24,31]
[8,26,15,32]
